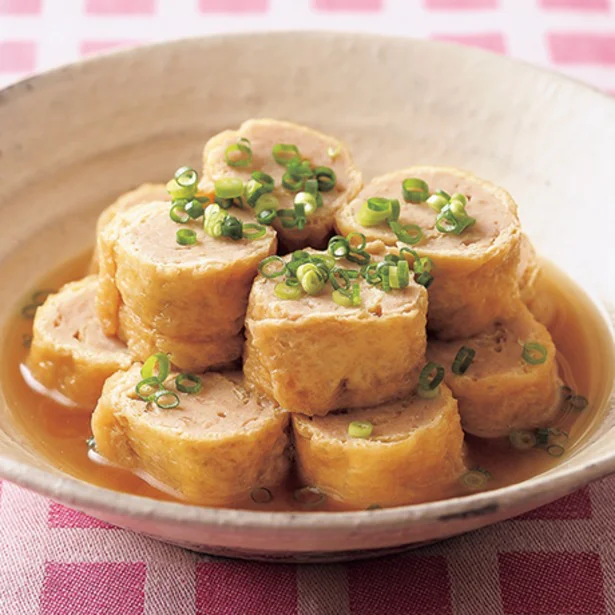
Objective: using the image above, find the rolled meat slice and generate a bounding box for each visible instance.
[244,251,428,416]
[335,166,522,339]
[518,234,556,328]
[90,183,170,272]
[203,119,362,252]
[96,200,277,371]
[427,303,561,438]
[91,364,291,506]
[292,383,466,509]
[27,276,132,408]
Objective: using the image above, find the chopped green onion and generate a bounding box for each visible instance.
[435,189,451,200]
[346,249,370,266]
[356,198,390,227]
[328,235,349,258]
[245,173,274,207]
[86,436,96,450]
[293,486,325,508]
[450,193,468,206]
[136,377,164,402]
[535,428,550,447]
[176,228,197,246]
[185,199,204,219]
[242,223,267,240]
[313,166,336,192]
[251,487,273,504]
[329,266,352,291]
[294,191,318,216]
[220,215,243,240]
[310,254,336,270]
[509,429,537,450]
[215,177,244,199]
[254,192,279,214]
[351,282,361,306]
[296,263,326,296]
[258,255,286,278]
[419,362,444,391]
[174,166,198,189]
[418,385,440,399]
[415,271,434,288]
[567,395,589,412]
[175,373,202,394]
[225,138,252,168]
[435,204,476,235]
[294,201,307,230]
[346,232,367,251]
[452,346,476,375]
[272,143,300,166]
[348,420,373,439]
[426,194,448,212]
[275,282,303,300]
[166,178,197,200]
[388,199,401,222]
[154,389,180,409]
[282,172,304,192]
[389,221,423,246]
[522,342,548,365]
[547,444,565,457]
[257,209,277,225]
[462,468,490,491]
[402,178,429,203]
[332,289,353,307]
[141,352,170,383]
[327,145,341,159]
[203,204,228,238]
[169,201,190,224]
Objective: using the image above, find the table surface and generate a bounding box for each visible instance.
[1,1,615,614]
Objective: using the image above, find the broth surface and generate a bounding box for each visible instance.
[1,252,608,512]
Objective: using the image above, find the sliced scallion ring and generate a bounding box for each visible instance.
[294,191,318,216]
[509,429,537,450]
[348,420,373,439]
[258,255,286,278]
[274,282,303,300]
[415,270,434,288]
[215,177,244,199]
[225,138,252,168]
[402,178,429,203]
[176,228,197,246]
[185,199,204,219]
[313,166,336,192]
[175,373,202,394]
[522,342,548,365]
[452,346,476,375]
[174,166,198,188]
[419,362,445,391]
[272,143,300,166]
[332,289,353,307]
[293,486,325,508]
[426,193,448,212]
[418,385,440,399]
[242,223,267,240]
[135,377,164,402]
[141,352,171,383]
[169,202,190,224]
[154,389,180,409]
[254,193,279,215]
[221,216,244,240]
[547,444,565,457]
[389,221,423,246]
[461,468,490,491]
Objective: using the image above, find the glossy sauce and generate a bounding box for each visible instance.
[1,252,610,512]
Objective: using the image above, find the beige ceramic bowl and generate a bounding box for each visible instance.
[0,33,614,563]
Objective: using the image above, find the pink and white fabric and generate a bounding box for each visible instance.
[1,1,615,613]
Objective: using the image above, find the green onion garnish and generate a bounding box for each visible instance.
[356,197,394,227]
[568,395,589,412]
[176,229,197,246]
[294,191,318,216]
[245,171,274,207]
[402,178,429,203]
[175,373,202,394]
[174,166,198,189]
[450,192,468,206]
[293,486,325,508]
[141,352,170,383]
[461,468,490,491]
[389,221,423,246]
[509,429,537,450]
[452,346,476,375]
[419,362,444,391]
[136,377,164,402]
[415,271,434,288]
[522,342,547,365]
[426,194,448,212]
[328,235,350,258]
[272,143,300,167]
[257,209,277,225]
[296,263,326,296]
[348,420,373,439]
[86,436,96,450]
[435,203,476,235]
[274,282,303,301]
[332,289,353,307]
[313,166,336,192]
[251,487,273,504]
[418,385,440,399]
[258,255,286,278]
[154,389,180,409]
[282,172,304,192]
[221,216,244,240]
[203,204,227,238]
[170,202,190,223]
[215,177,244,200]
[225,138,252,168]
[547,444,565,457]
[185,199,204,219]
[242,223,267,240]
[346,232,367,251]
[254,192,279,214]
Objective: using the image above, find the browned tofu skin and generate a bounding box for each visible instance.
[293,384,466,508]
[244,252,428,416]
[203,119,362,252]
[518,234,557,328]
[27,276,132,408]
[336,166,522,339]
[427,303,561,438]
[92,365,291,506]
[96,201,277,372]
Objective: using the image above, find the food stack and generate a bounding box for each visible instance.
[25,119,563,510]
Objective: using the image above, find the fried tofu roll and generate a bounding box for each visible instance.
[292,384,466,509]
[244,251,428,416]
[336,166,522,339]
[203,119,362,252]
[90,184,170,273]
[27,276,132,408]
[518,234,557,328]
[96,201,276,371]
[92,364,291,506]
[427,304,561,438]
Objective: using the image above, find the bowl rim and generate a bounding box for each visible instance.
[1,31,615,531]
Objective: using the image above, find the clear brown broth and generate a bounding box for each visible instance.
[1,251,609,512]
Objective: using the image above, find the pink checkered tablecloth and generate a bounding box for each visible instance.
[1,1,615,614]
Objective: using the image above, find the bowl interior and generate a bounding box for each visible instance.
[0,33,614,556]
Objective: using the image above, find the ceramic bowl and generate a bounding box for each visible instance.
[0,33,614,563]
